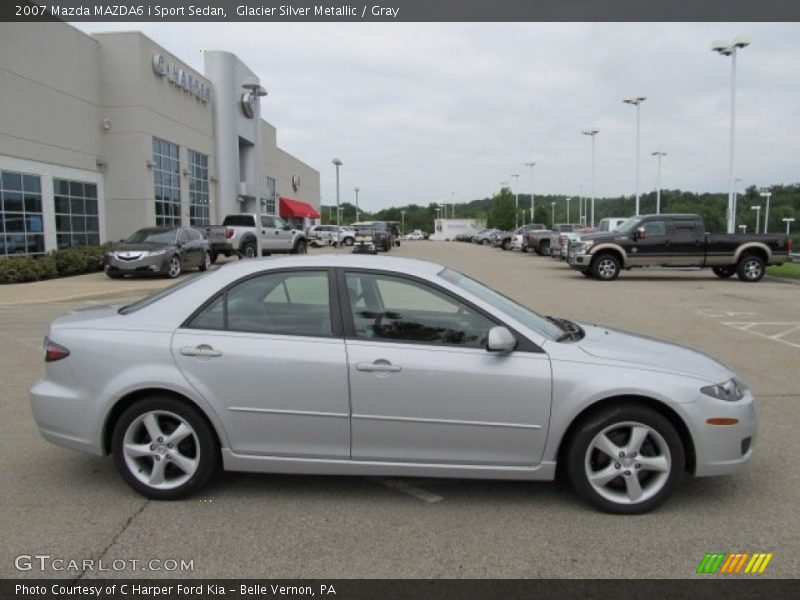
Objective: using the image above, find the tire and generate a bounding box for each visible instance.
[111,395,219,500]
[591,253,621,281]
[539,241,550,256]
[736,254,765,282]
[566,403,685,514]
[199,252,211,272]
[105,270,124,279]
[291,239,308,254]
[343,237,354,247]
[533,246,543,256]
[482,239,491,246]
[712,265,736,279]
[502,239,511,251]
[241,240,257,259]
[384,241,391,252]
[166,255,182,279]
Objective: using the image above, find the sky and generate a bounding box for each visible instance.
[75,22,800,212]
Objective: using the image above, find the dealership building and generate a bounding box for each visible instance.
[0,22,321,256]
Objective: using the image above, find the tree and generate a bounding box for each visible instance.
[488,187,516,231]
[533,206,549,227]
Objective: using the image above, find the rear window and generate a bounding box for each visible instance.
[222,215,255,227]
[119,274,207,315]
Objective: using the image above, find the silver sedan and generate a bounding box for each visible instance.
[30,255,756,513]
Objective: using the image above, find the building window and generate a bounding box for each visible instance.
[265,176,277,215]
[1,170,43,255]
[188,150,209,226]
[153,137,181,227]
[53,179,100,249]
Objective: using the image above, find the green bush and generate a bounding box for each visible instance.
[0,243,110,284]
[0,255,58,284]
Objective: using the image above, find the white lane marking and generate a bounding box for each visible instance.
[372,477,444,503]
[722,321,800,350]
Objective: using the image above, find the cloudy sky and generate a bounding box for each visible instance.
[77,22,800,211]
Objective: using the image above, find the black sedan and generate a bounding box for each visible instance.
[105,227,211,279]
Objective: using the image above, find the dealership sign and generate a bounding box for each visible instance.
[152,54,211,103]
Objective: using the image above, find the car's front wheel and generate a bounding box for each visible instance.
[166,256,182,278]
[111,396,219,500]
[199,252,211,272]
[566,404,684,514]
[592,253,620,281]
[292,239,307,254]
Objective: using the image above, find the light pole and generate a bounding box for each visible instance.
[332,158,343,228]
[566,197,571,224]
[578,184,584,225]
[401,210,406,235]
[511,173,520,228]
[242,79,267,254]
[451,191,455,218]
[354,187,360,222]
[712,36,751,233]
[623,96,646,215]
[582,129,599,227]
[751,205,761,234]
[651,151,666,214]
[782,217,795,235]
[550,201,556,228]
[525,161,536,225]
[738,224,747,234]
[733,177,742,226]
[759,190,772,233]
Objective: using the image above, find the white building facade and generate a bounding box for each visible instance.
[0,23,320,256]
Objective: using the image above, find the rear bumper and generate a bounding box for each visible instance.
[30,378,104,456]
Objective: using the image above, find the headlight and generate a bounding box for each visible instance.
[582,240,594,251]
[146,249,167,256]
[701,377,747,402]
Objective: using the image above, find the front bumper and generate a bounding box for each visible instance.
[105,253,170,274]
[567,253,593,271]
[684,391,758,477]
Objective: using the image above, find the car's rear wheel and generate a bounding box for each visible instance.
[539,241,550,255]
[241,241,257,259]
[343,237,354,246]
[210,252,220,264]
[502,239,511,250]
[736,254,765,282]
[292,239,307,254]
[712,265,736,279]
[111,396,218,500]
[482,239,491,246]
[566,404,684,514]
[199,252,211,272]
[592,253,620,281]
[166,256,182,279]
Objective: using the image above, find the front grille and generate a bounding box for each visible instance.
[117,253,143,262]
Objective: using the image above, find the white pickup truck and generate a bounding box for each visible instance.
[204,214,308,261]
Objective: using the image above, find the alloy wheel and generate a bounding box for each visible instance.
[742,259,763,281]
[584,421,671,505]
[122,410,200,490]
[168,257,181,278]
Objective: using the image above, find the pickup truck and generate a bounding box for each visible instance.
[493,223,547,251]
[204,214,308,261]
[567,213,792,282]
[525,224,575,256]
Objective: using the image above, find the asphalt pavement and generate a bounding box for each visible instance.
[1,242,797,579]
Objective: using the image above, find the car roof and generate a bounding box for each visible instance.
[214,254,445,278]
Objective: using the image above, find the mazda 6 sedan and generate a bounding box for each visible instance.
[30,256,756,513]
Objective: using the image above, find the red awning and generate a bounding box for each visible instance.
[279,196,320,219]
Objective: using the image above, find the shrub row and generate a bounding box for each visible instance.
[0,244,110,284]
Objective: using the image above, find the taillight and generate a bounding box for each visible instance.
[225,228,234,239]
[788,238,793,252]
[44,337,70,362]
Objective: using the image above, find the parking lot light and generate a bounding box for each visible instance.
[759,191,772,233]
[783,217,795,235]
[550,201,556,228]
[751,205,761,234]
[623,97,646,215]
[525,161,536,224]
[582,129,599,227]
[651,151,667,214]
[354,187,360,222]
[511,173,520,228]
[332,158,343,228]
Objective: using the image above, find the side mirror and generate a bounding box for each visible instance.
[486,326,516,353]
[284,224,292,231]
[634,227,646,240]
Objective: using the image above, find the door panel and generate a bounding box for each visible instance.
[629,219,669,265]
[668,220,705,266]
[346,341,552,465]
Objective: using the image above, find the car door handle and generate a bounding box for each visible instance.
[356,360,402,373]
[180,345,223,358]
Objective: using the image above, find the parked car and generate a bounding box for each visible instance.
[555,228,597,261]
[309,225,355,247]
[105,227,210,279]
[31,255,757,514]
[473,229,501,245]
[351,221,395,253]
[387,222,402,246]
[203,214,307,260]
[404,230,425,241]
[546,225,579,258]
[493,224,546,251]
[510,224,548,251]
[525,224,576,256]
[568,213,792,281]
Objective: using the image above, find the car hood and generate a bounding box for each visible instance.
[111,243,173,253]
[575,323,732,383]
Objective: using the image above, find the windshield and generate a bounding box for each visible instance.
[615,218,642,234]
[125,229,177,244]
[439,268,563,341]
[119,273,207,315]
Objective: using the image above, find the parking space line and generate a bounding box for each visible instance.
[722,321,800,350]
[372,477,444,503]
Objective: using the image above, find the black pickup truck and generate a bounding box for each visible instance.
[567,213,792,282]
